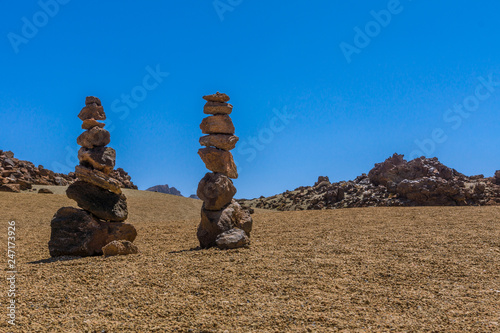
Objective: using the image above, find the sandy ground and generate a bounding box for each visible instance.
[0,189,499,332]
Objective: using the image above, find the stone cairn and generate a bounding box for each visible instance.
[197,92,253,249]
[48,96,138,257]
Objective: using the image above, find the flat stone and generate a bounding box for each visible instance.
[85,96,102,106]
[77,127,110,148]
[66,181,128,222]
[75,165,122,194]
[78,147,116,174]
[78,103,106,121]
[197,200,253,248]
[82,119,105,130]
[200,115,235,135]
[48,207,136,257]
[197,172,236,210]
[38,188,53,194]
[199,134,239,151]
[102,240,139,257]
[216,228,250,249]
[202,92,230,103]
[203,102,233,115]
[198,148,238,179]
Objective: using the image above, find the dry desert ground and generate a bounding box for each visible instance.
[0,188,499,332]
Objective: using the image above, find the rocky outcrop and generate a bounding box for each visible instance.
[239,153,500,210]
[196,92,252,249]
[0,150,137,190]
[146,184,182,196]
[49,97,138,257]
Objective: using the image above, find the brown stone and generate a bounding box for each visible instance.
[197,172,236,210]
[78,147,116,174]
[198,148,238,179]
[82,118,105,130]
[77,127,111,148]
[197,200,253,248]
[85,96,102,106]
[78,103,106,121]
[199,134,239,151]
[216,228,250,249]
[0,184,20,193]
[48,207,136,257]
[202,92,230,103]
[200,115,235,135]
[203,102,233,115]
[66,181,128,222]
[75,165,122,194]
[38,188,54,194]
[102,240,139,257]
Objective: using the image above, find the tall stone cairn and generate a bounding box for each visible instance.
[197,92,253,249]
[48,96,138,257]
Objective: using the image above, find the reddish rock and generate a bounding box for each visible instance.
[198,148,238,179]
[199,134,239,151]
[38,188,54,194]
[48,207,137,257]
[75,165,122,194]
[102,240,139,257]
[78,147,116,174]
[200,115,235,135]
[202,92,230,103]
[0,184,20,193]
[78,103,106,121]
[85,96,102,106]
[203,102,233,115]
[197,172,236,210]
[82,118,105,130]
[77,127,111,148]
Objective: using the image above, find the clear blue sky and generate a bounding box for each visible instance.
[1,0,499,199]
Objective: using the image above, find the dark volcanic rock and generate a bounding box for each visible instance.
[78,147,116,174]
[66,181,128,221]
[77,127,111,148]
[197,172,236,210]
[146,184,182,196]
[216,228,250,249]
[48,207,137,257]
[197,200,252,249]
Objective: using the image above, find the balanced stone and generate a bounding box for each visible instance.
[78,103,106,121]
[66,181,128,221]
[75,165,122,194]
[197,200,252,248]
[77,127,111,148]
[203,102,233,115]
[198,147,238,179]
[82,118,105,130]
[48,207,137,257]
[78,147,116,174]
[197,172,236,210]
[200,115,235,134]
[85,96,102,106]
[199,134,239,151]
[216,228,250,249]
[202,92,230,103]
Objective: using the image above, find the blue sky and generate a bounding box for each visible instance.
[1,0,499,198]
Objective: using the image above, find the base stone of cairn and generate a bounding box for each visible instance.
[48,96,138,257]
[196,92,253,249]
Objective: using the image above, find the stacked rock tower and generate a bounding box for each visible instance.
[197,92,253,249]
[48,96,138,257]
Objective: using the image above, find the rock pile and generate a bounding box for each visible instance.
[196,92,252,249]
[239,153,500,210]
[48,97,138,257]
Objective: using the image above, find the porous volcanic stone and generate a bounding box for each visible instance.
[82,119,105,130]
[197,172,236,210]
[78,103,106,121]
[78,147,116,174]
[102,240,139,257]
[85,96,102,106]
[199,134,239,151]
[203,102,233,115]
[75,165,122,194]
[66,181,128,221]
[48,207,137,257]
[216,228,250,249]
[202,92,230,103]
[198,148,238,179]
[197,200,252,248]
[200,115,235,135]
[77,127,111,148]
